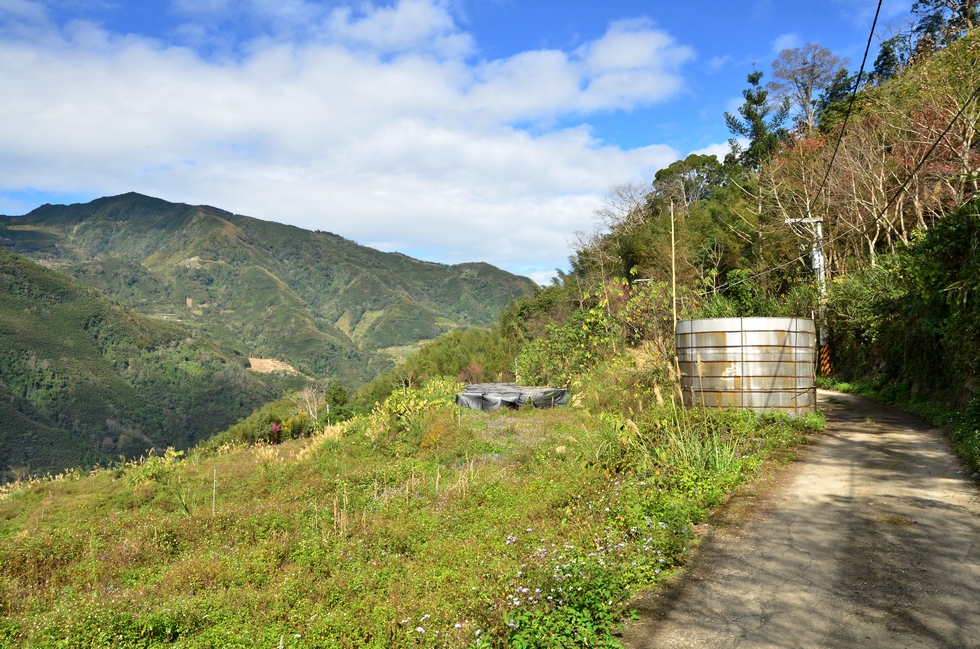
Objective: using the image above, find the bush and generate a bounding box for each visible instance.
[827,197,980,406]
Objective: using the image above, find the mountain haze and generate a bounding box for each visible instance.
[0,193,537,382]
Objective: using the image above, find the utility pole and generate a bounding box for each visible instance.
[786,217,830,375]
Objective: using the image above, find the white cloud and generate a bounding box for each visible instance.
[0,0,691,276]
[771,32,802,53]
[522,269,557,287]
[574,19,694,112]
[0,0,47,24]
[689,141,733,162]
[327,0,472,57]
[706,54,732,72]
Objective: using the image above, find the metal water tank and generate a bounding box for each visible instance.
[675,317,816,416]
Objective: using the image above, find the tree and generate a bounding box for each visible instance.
[870,34,910,85]
[292,385,324,425]
[322,382,354,424]
[767,43,847,132]
[326,382,349,408]
[650,154,727,207]
[912,0,978,52]
[815,68,860,132]
[592,182,649,234]
[871,2,977,79]
[725,69,791,170]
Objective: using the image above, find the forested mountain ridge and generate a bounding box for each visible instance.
[0,249,298,475]
[0,193,537,382]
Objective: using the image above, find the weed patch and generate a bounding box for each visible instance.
[0,374,820,648]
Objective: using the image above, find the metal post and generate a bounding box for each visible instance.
[787,216,831,376]
[812,220,830,375]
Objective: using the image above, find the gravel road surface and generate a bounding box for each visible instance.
[622,390,980,649]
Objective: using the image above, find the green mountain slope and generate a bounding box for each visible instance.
[0,194,537,382]
[0,249,297,474]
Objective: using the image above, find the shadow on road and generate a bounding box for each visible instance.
[622,391,980,649]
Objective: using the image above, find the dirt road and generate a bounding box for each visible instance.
[622,390,980,649]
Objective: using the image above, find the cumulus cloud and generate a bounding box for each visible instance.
[0,0,691,276]
[0,0,47,23]
[327,0,473,57]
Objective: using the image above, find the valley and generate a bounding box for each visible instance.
[0,194,535,473]
[0,193,536,384]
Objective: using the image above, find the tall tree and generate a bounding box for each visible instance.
[871,34,910,85]
[650,154,727,207]
[767,43,847,132]
[815,68,860,132]
[912,0,978,52]
[725,69,791,170]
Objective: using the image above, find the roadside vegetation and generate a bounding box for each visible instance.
[0,365,819,648]
[0,259,826,647]
[820,196,980,473]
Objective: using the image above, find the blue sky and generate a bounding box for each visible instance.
[0,0,912,282]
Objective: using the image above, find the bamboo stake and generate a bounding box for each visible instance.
[670,200,677,330]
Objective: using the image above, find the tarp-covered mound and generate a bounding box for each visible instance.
[456,383,569,411]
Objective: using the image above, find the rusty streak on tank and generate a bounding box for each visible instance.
[675,317,817,415]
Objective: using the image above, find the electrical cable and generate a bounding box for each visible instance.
[812,0,884,202]
[702,0,885,296]
[713,77,980,296]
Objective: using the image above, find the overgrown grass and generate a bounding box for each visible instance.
[816,377,980,474]
[0,372,820,648]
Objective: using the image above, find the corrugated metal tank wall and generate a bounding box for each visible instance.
[675,317,817,416]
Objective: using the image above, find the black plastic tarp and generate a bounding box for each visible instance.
[455,383,569,411]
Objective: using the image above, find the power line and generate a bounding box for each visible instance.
[778,0,881,357]
[715,77,980,296]
[812,0,884,203]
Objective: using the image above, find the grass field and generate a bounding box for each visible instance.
[0,380,820,648]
